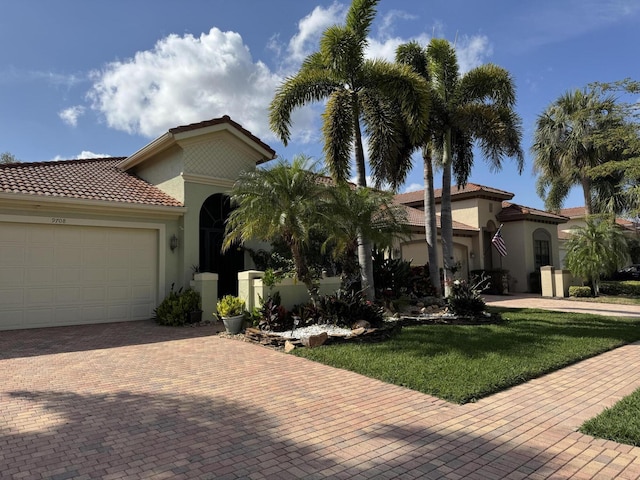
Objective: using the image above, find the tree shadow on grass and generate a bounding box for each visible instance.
[0,320,223,361]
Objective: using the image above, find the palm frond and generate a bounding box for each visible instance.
[322,89,354,182]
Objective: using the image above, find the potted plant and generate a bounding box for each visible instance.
[216,295,246,334]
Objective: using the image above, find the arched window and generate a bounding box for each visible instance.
[533,229,551,270]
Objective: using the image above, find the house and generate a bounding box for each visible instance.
[557,206,640,267]
[0,116,275,330]
[394,184,569,293]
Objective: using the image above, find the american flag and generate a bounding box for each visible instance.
[492,228,507,257]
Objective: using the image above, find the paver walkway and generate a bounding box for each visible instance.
[1,313,640,479]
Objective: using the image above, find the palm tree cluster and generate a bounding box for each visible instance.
[269,0,524,299]
[223,156,408,299]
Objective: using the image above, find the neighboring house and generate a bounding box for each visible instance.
[0,116,276,330]
[557,206,640,267]
[394,184,568,293]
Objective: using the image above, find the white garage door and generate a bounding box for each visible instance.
[0,222,158,330]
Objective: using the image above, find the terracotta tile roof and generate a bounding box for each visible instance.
[403,205,478,232]
[559,206,586,218]
[0,157,183,207]
[169,115,276,160]
[497,202,568,224]
[394,183,514,206]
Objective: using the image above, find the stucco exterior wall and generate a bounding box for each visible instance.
[134,145,185,203]
[400,233,473,280]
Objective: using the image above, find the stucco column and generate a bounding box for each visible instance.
[191,272,219,320]
[237,270,264,312]
[540,266,555,298]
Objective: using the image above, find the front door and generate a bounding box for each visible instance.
[199,194,243,296]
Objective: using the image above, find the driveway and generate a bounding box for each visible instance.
[1,319,640,479]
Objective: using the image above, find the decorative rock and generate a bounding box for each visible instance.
[416,302,425,308]
[284,340,297,353]
[301,332,328,348]
[351,327,366,336]
[352,319,371,330]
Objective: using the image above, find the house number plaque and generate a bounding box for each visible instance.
[51,217,67,224]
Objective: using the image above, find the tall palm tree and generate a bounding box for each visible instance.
[269,0,430,300]
[564,217,629,295]
[532,89,621,215]
[410,38,523,296]
[223,156,327,296]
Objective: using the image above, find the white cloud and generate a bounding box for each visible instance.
[287,3,346,64]
[51,151,112,161]
[59,105,85,126]
[403,183,423,193]
[87,28,283,140]
[455,35,493,73]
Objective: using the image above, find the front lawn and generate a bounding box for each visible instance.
[581,388,640,446]
[293,308,640,404]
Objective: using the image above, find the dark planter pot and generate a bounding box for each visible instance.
[222,314,245,334]
[188,310,203,324]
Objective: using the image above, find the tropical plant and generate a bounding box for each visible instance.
[320,184,409,283]
[446,276,490,317]
[406,38,523,296]
[154,286,202,326]
[564,217,630,295]
[216,295,246,318]
[532,88,629,215]
[223,155,327,298]
[269,0,430,300]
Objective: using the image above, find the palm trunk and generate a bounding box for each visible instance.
[291,241,318,304]
[582,175,593,215]
[423,147,441,297]
[441,129,454,297]
[352,95,375,301]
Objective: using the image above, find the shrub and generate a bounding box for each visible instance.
[569,286,592,297]
[446,276,489,317]
[600,281,640,297]
[216,295,246,317]
[154,286,202,326]
[256,293,291,332]
[312,289,385,328]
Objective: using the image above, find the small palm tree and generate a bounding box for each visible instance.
[269,0,430,300]
[564,217,630,295]
[223,156,327,296]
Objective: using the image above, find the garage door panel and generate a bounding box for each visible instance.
[2,245,26,265]
[1,267,24,286]
[56,267,83,284]
[0,222,160,330]
[27,288,54,305]
[26,267,55,285]
[0,289,25,308]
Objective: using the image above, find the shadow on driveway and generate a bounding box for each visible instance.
[0,320,223,360]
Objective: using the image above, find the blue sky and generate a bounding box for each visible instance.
[1,0,638,210]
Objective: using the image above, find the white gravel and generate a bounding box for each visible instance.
[269,324,354,340]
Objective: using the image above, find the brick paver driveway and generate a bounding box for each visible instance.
[2,320,640,479]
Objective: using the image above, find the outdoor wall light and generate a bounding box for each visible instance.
[170,234,179,252]
[469,251,476,259]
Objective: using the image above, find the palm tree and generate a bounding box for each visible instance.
[532,89,622,215]
[412,38,523,296]
[321,184,409,277]
[269,0,430,300]
[395,41,444,296]
[223,156,327,296]
[564,217,629,295]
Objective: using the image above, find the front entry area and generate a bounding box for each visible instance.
[199,194,243,296]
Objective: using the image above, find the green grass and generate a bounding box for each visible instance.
[581,388,640,446]
[293,307,640,404]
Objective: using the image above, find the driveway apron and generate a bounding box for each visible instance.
[1,318,640,479]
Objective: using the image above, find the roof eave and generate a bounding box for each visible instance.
[117,132,174,171]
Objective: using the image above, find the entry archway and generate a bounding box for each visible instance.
[199,194,243,296]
